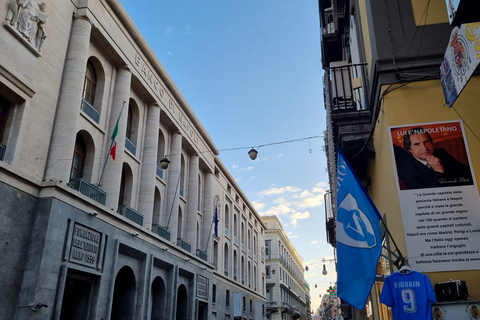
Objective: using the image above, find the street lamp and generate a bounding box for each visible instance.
[248,148,258,160]
[159,157,170,169]
[322,258,336,276]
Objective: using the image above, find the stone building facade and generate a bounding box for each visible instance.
[262,215,309,320]
[0,0,266,319]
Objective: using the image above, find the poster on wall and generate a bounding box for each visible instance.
[440,23,480,107]
[389,120,480,272]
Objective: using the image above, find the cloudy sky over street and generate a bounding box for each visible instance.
[119,0,336,309]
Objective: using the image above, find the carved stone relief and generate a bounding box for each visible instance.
[5,0,48,52]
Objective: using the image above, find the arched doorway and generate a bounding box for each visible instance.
[111,266,136,320]
[149,276,166,320]
[175,284,188,320]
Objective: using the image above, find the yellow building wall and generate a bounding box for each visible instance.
[358,0,373,77]
[368,75,480,302]
[411,0,449,25]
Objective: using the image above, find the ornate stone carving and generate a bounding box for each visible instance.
[5,0,48,51]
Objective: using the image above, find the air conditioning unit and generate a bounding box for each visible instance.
[323,5,336,35]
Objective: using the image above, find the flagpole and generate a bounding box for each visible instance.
[379,215,408,269]
[204,203,219,254]
[166,176,181,230]
[204,211,215,254]
[96,101,125,192]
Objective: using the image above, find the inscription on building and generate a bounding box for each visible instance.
[196,275,208,299]
[178,110,199,144]
[134,52,199,145]
[69,223,101,268]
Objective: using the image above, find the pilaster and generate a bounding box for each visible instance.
[138,103,160,230]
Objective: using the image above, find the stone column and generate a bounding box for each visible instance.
[185,154,199,249]
[45,15,92,182]
[165,132,182,242]
[201,172,214,256]
[138,103,160,230]
[102,67,132,210]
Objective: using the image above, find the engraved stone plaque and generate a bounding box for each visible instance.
[196,275,208,299]
[69,223,101,268]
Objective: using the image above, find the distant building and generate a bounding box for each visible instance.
[0,0,265,319]
[263,215,309,320]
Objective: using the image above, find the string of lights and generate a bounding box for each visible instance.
[218,134,324,153]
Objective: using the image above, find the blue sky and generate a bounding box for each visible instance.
[118,0,335,309]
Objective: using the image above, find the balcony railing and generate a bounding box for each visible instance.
[156,165,164,179]
[125,138,136,155]
[0,144,5,161]
[196,249,207,261]
[152,224,170,240]
[118,205,144,226]
[80,98,100,124]
[177,238,191,252]
[328,62,369,114]
[68,178,106,205]
[266,302,279,313]
[324,190,336,246]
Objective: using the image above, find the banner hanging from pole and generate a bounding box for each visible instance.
[336,148,382,310]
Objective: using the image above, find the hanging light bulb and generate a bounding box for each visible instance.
[159,157,170,169]
[248,148,258,160]
[322,264,327,275]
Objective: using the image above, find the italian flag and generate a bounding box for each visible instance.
[109,114,120,160]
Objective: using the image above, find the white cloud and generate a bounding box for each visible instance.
[246,166,253,171]
[262,203,292,216]
[185,25,194,34]
[232,164,238,169]
[311,240,318,244]
[291,211,310,220]
[286,232,298,239]
[164,26,173,37]
[298,190,313,198]
[260,186,301,196]
[167,50,173,56]
[291,211,310,226]
[312,181,329,193]
[252,201,265,211]
[275,153,283,158]
[298,194,324,208]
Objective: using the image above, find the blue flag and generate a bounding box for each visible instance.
[336,148,382,310]
[213,206,219,237]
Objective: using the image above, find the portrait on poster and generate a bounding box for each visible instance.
[389,121,480,273]
[390,121,473,190]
